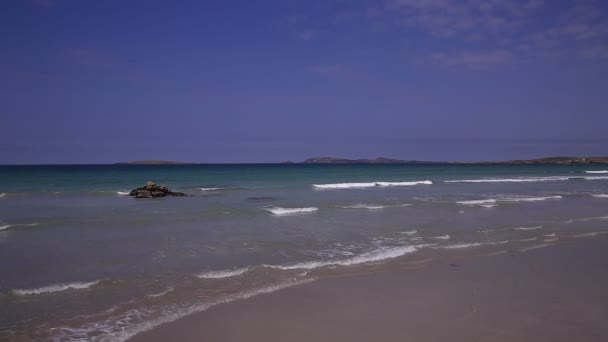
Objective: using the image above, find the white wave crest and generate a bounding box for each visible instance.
[586,170,608,174]
[0,222,39,231]
[196,267,250,279]
[147,287,175,298]
[542,238,559,242]
[445,176,570,183]
[434,242,482,249]
[585,176,608,180]
[400,229,418,235]
[313,180,431,189]
[376,181,432,186]
[544,233,557,237]
[513,226,543,231]
[501,196,562,202]
[116,191,130,196]
[0,193,5,198]
[13,280,99,296]
[262,207,319,215]
[457,199,497,207]
[268,245,419,270]
[433,240,509,249]
[592,194,608,198]
[200,187,223,191]
[340,203,411,210]
[431,235,450,240]
[568,215,608,222]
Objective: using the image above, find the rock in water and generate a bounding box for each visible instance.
[129,182,188,198]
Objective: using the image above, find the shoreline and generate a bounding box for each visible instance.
[129,236,608,342]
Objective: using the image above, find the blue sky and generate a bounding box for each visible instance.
[1,0,607,163]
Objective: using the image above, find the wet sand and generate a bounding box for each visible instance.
[130,237,608,342]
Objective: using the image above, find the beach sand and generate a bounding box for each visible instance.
[129,237,608,342]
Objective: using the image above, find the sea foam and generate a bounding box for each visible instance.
[262,207,319,215]
[0,193,5,198]
[196,267,250,279]
[0,222,39,231]
[457,199,497,207]
[268,245,420,270]
[13,280,99,296]
[116,191,130,196]
[592,194,608,198]
[501,196,562,202]
[339,203,411,210]
[51,279,314,342]
[445,176,570,183]
[313,180,431,189]
[586,170,608,174]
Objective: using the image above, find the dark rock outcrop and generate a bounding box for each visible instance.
[129,181,188,198]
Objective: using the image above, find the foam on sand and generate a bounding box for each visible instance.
[13,280,99,296]
[51,278,314,342]
[262,207,319,215]
[0,222,40,231]
[313,180,432,189]
[196,267,250,279]
[268,245,420,270]
[586,170,608,174]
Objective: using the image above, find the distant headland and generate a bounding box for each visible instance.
[115,160,193,165]
[114,157,608,165]
[297,156,608,165]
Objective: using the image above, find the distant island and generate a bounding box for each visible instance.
[300,156,608,165]
[115,160,193,165]
[113,157,608,165]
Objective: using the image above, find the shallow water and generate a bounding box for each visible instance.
[1,164,608,341]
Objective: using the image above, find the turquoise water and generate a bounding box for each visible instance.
[1,164,608,341]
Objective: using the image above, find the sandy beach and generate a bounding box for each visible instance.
[129,236,608,342]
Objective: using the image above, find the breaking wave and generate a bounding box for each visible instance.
[313,180,432,189]
[51,279,314,342]
[147,287,175,298]
[457,199,497,207]
[339,203,411,210]
[267,245,420,270]
[196,267,250,279]
[13,280,99,296]
[431,235,450,240]
[116,191,130,196]
[586,170,608,174]
[0,222,39,231]
[592,194,608,198]
[262,207,319,215]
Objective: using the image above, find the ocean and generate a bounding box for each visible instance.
[1,163,608,341]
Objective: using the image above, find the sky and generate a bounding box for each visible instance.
[1,0,607,164]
